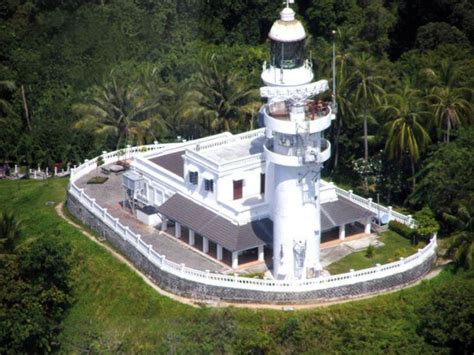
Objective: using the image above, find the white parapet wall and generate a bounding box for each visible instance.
[69,142,436,297]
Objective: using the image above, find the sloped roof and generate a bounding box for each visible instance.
[149,150,185,178]
[321,198,375,230]
[157,194,272,252]
[157,194,374,250]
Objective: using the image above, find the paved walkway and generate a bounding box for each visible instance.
[76,170,226,272]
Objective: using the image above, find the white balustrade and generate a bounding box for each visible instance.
[334,186,415,227]
[69,180,436,292]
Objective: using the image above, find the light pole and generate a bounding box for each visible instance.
[332,29,337,115]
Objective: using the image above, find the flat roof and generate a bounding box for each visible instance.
[197,135,265,164]
[149,150,185,178]
[157,193,272,252]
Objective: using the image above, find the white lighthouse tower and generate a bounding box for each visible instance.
[261,3,334,280]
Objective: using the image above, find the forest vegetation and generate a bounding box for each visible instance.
[0,0,473,352]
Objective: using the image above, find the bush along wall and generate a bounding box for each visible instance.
[389,220,417,244]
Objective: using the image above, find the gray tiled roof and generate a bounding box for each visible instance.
[157,193,373,250]
[157,194,272,252]
[149,150,185,178]
[321,197,375,230]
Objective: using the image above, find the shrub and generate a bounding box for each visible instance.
[96,156,104,168]
[413,207,439,242]
[366,244,375,258]
[389,220,416,241]
[240,272,265,279]
[87,176,108,184]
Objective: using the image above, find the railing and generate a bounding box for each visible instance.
[70,143,178,182]
[69,177,436,293]
[334,185,415,228]
[187,129,266,173]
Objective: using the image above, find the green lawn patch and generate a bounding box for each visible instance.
[0,179,467,353]
[327,231,422,275]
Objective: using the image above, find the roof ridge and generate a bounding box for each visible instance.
[196,214,220,234]
[321,204,337,226]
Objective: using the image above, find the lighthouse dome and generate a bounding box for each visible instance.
[268,7,306,42]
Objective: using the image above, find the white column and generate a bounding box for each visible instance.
[365,218,371,234]
[161,218,168,231]
[189,229,195,245]
[54,166,58,176]
[232,251,239,269]
[217,244,223,260]
[175,222,181,238]
[203,237,209,253]
[388,206,393,220]
[258,246,264,262]
[339,224,346,240]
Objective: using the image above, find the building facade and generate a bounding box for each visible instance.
[121,4,377,280]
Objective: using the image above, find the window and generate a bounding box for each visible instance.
[204,179,214,192]
[189,171,198,185]
[260,173,265,194]
[233,180,243,200]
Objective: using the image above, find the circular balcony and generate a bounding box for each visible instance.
[264,138,331,167]
[261,63,314,87]
[264,105,333,135]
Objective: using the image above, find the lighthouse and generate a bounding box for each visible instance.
[261,3,334,280]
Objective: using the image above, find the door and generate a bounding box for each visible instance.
[233,180,243,200]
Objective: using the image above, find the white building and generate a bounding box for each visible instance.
[124,4,375,280]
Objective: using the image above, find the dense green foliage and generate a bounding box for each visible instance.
[413,207,440,241]
[418,277,474,352]
[0,0,472,181]
[0,210,73,353]
[0,179,473,353]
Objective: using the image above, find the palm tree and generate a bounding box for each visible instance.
[383,82,431,191]
[181,54,260,134]
[446,204,474,270]
[73,72,169,150]
[346,53,386,161]
[332,73,355,171]
[0,211,22,254]
[427,86,472,143]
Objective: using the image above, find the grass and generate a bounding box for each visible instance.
[327,231,422,275]
[0,178,464,353]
